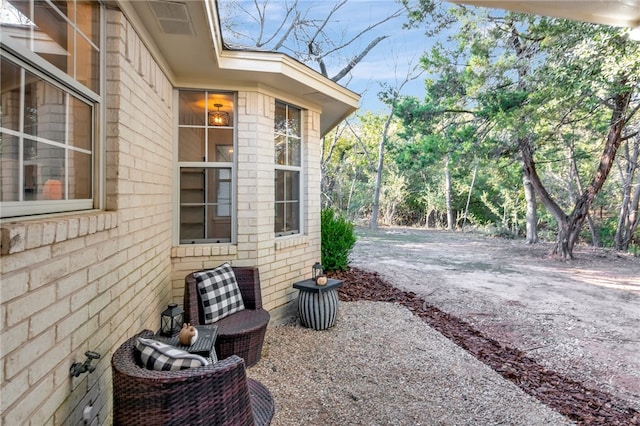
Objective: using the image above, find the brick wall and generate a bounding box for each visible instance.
[170,91,322,313]
[1,6,325,425]
[0,10,174,425]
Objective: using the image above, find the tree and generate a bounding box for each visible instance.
[521,23,640,258]
[220,0,405,83]
[614,128,640,251]
[404,3,640,258]
[321,112,383,220]
[221,0,416,226]
[394,38,494,232]
[370,64,423,229]
[321,118,376,217]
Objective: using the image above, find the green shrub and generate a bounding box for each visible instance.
[321,208,357,272]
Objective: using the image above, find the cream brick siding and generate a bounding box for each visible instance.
[1,10,173,425]
[171,92,322,312]
[2,6,325,426]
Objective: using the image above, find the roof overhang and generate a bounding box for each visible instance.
[110,0,359,136]
[446,1,640,30]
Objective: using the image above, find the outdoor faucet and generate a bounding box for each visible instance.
[70,351,101,377]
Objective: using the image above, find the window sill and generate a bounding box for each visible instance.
[275,234,308,250]
[171,244,238,258]
[0,211,118,255]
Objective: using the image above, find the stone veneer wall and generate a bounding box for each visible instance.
[0,9,173,425]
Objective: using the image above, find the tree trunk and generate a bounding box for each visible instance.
[370,142,383,229]
[585,214,600,247]
[614,135,640,251]
[520,88,632,259]
[370,114,394,229]
[370,68,422,229]
[462,161,478,231]
[509,21,539,244]
[444,155,454,230]
[346,169,360,220]
[522,170,538,244]
[321,151,345,208]
[568,146,600,247]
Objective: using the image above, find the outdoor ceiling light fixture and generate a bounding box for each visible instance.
[208,103,229,126]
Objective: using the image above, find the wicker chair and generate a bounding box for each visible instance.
[184,267,270,368]
[111,330,274,426]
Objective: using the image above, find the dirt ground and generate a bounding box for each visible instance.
[347,227,640,412]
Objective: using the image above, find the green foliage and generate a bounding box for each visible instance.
[321,116,378,219]
[321,6,640,253]
[595,216,618,248]
[477,90,529,118]
[321,209,357,272]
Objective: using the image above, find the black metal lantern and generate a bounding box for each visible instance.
[160,303,184,337]
[312,262,323,281]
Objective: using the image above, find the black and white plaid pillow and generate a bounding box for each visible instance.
[135,338,209,371]
[194,263,245,324]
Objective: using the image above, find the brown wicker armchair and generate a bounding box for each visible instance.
[184,267,270,367]
[112,330,274,426]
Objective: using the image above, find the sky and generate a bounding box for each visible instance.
[218,0,438,113]
[0,0,432,112]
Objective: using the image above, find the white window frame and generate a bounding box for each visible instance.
[274,101,303,237]
[175,90,237,245]
[0,1,103,219]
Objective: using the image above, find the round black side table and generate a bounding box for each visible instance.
[292,278,344,330]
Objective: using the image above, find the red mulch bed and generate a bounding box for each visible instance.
[329,267,639,425]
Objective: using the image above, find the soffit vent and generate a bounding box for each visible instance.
[149,1,195,36]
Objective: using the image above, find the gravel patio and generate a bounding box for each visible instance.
[248,228,640,425]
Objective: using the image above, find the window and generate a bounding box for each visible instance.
[274,101,301,236]
[0,1,101,218]
[1,1,101,94]
[178,91,235,244]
